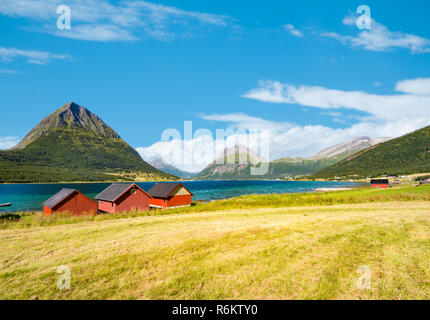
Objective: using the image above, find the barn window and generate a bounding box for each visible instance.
[100,201,103,205]
[130,188,136,195]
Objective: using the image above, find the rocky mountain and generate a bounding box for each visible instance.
[194,145,268,180]
[310,136,392,160]
[12,102,121,150]
[0,102,176,183]
[149,158,196,179]
[193,136,392,180]
[220,145,267,164]
[313,125,430,179]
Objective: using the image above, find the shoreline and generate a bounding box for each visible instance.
[0,178,362,185]
[0,179,184,186]
[1,182,366,214]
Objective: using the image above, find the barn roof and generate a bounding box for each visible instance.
[43,188,77,209]
[147,182,193,199]
[370,179,389,184]
[95,183,151,202]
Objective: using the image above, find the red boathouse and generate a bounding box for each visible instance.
[95,183,152,213]
[148,182,193,209]
[370,179,389,188]
[43,188,98,216]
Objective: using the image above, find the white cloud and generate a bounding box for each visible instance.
[283,24,303,37]
[0,0,231,42]
[395,78,430,95]
[137,110,429,172]
[321,16,430,53]
[0,137,19,149]
[138,77,430,171]
[138,135,217,172]
[238,77,430,159]
[0,46,72,64]
[242,79,430,122]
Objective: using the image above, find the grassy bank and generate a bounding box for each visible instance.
[1,200,430,299]
[2,185,430,230]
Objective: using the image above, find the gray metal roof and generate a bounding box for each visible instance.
[43,188,77,209]
[95,183,136,202]
[147,182,192,199]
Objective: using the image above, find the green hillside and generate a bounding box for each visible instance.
[264,158,340,179]
[0,102,176,183]
[313,125,430,179]
[194,155,339,180]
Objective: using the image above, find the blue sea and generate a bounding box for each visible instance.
[0,180,361,213]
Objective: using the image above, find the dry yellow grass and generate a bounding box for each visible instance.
[1,201,430,299]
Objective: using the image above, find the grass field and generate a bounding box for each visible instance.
[1,186,430,299]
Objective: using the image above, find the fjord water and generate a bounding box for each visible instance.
[0,180,361,213]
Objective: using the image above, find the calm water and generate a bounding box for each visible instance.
[0,180,361,213]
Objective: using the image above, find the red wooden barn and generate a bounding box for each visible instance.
[370,179,389,188]
[95,183,152,213]
[147,182,193,209]
[43,188,97,216]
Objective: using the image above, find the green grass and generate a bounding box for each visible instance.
[2,186,430,299]
[2,185,430,230]
[1,200,430,299]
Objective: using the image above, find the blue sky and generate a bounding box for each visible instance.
[1,0,430,171]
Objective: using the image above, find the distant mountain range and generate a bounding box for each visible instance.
[194,145,267,179]
[149,158,196,179]
[5,101,427,182]
[192,136,392,180]
[313,125,430,179]
[0,102,176,183]
[310,136,392,160]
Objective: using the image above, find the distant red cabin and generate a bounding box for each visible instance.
[370,179,389,189]
[95,183,152,213]
[420,178,430,185]
[148,183,193,209]
[43,188,97,216]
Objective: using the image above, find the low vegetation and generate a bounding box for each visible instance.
[194,158,340,180]
[2,186,430,299]
[0,129,175,183]
[2,185,429,230]
[2,200,430,299]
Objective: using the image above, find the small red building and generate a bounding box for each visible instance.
[95,183,152,213]
[43,188,97,216]
[148,183,193,209]
[370,179,389,188]
[420,178,430,185]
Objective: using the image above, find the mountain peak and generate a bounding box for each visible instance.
[12,102,121,149]
[58,101,84,113]
[149,157,196,178]
[215,144,267,164]
[310,136,392,160]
